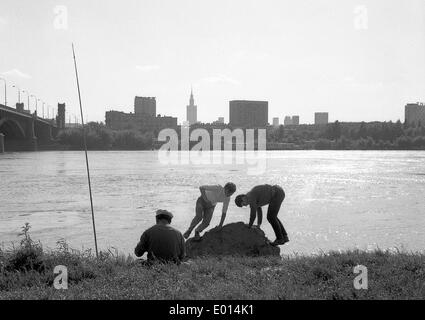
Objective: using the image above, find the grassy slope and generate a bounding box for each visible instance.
[1,242,424,300]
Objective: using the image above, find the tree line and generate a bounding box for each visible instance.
[57,122,154,150]
[268,120,425,150]
[59,121,425,151]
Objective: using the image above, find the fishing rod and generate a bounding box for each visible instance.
[72,43,99,258]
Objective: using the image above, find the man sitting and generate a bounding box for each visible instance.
[134,209,186,264]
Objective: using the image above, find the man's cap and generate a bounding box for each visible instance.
[156,209,173,219]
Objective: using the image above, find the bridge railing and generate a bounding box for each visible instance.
[0,104,57,127]
[0,104,25,113]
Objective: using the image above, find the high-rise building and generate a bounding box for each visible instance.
[229,100,268,128]
[315,112,329,125]
[273,117,279,127]
[106,96,176,133]
[284,116,293,126]
[57,103,66,129]
[186,88,197,125]
[135,97,156,117]
[405,103,425,125]
[105,111,177,133]
[292,115,300,125]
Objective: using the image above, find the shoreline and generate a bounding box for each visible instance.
[1,244,424,299]
[1,230,424,299]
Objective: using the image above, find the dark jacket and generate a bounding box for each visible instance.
[134,224,186,264]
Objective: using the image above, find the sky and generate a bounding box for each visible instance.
[0,0,424,124]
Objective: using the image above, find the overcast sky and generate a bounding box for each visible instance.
[0,0,424,124]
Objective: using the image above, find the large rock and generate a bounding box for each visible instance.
[186,222,280,258]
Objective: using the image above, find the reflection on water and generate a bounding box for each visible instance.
[1,150,425,255]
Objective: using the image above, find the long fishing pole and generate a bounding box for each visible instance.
[72,43,99,258]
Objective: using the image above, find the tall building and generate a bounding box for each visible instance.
[405,103,425,125]
[186,88,197,125]
[135,97,156,117]
[315,112,329,125]
[105,111,177,133]
[284,116,293,126]
[229,100,268,128]
[273,117,279,127]
[57,103,66,129]
[106,96,176,133]
[292,115,300,125]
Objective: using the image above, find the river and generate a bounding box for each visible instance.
[1,150,424,255]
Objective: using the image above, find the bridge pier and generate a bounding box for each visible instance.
[29,119,38,151]
[0,133,4,153]
[48,125,53,141]
[29,136,38,151]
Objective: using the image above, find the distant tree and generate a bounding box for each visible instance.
[380,122,390,141]
[357,122,367,139]
[375,139,385,149]
[335,135,350,149]
[395,120,404,136]
[366,136,375,149]
[412,136,425,149]
[406,127,416,137]
[314,138,332,150]
[396,136,413,149]
[348,128,357,140]
[326,121,341,140]
[355,138,369,150]
[278,125,285,141]
[403,120,410,130]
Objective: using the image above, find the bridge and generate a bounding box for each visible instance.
[0,103,66,152]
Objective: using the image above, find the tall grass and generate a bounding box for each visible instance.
[1,224,424,300]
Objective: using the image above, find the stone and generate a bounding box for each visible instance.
[186,222,280,258]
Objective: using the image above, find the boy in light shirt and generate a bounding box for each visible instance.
[183,182,236,241]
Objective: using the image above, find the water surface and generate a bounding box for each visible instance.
[1,150,424,255]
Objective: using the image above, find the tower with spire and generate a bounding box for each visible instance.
[186,87,197,125]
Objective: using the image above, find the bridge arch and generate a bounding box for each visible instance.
[0,118,27,139]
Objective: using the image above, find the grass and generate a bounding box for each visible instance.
[1,224,424,300]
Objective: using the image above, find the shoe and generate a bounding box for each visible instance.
[183,230,191,239]
[271,237,289,246]
[193,231,202,242]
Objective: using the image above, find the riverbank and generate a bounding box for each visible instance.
[1,228,424,299]
[51,121,425,151]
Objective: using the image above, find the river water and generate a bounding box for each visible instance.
[0,150,424,255]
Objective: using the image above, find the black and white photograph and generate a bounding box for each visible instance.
[0,0,424,310]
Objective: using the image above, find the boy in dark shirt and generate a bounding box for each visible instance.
[134,209,186,264]
[235,184,289,246]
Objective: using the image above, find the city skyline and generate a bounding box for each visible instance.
[1,0,424,125]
